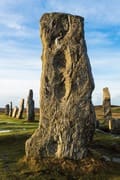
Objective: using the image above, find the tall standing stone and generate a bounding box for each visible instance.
[16,99,24,119]
[9,102,13,117]
[12,106,18,118]
[26,89,35,122]
[5,104,9,115]
[25,13,95,161]
[103,87,112,122]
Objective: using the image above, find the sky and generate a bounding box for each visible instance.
[0,0,120,107]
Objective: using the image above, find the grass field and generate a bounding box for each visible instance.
[0,106,120,179]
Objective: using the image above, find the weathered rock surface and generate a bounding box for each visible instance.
[12,106,18,118]
[109,119,120,134]
[25,13,95,161]
[95,120,99,129]
[9,102,13,117]
[16,99,24,119]
[103,87,112,122]
[26,89,35,121]
[5,104,9,115]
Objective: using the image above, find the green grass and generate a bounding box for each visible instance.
[0,113,120,179]
[0,134,34,179]
[0,113,39,179]
[111,107,120,113]
[0,113,39,137]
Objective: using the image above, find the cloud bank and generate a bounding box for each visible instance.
[0,0,120,107]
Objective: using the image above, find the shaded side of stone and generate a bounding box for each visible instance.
[25,13,95,161]
[103,87,112,122]
[109,119,120,134]
[5,104,9,115]
[95,120,99,129]
[9,102,13,117]
[26,89,35,122]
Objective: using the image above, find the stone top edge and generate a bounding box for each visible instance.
[40,12,84,21]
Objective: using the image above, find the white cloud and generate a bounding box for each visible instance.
[0,39,41,63]
[46,0,120,25]
[0,66,41,80]
[93,78,120,105]
[89,50,120,69]
[88,50,120,106]
[86,31,113,47]
[7,23,23,30]
[0,0,120,107]
[0,12,24,29]
[0,79,40,107]
[0,13,39,39]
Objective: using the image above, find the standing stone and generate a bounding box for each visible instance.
[9,102,13,117]
[109,119,120,134]
[12,106,18,118]
[95,120,99,129]
[26,89,35,121]
[16,99,24,119]
[25,13,95,161]
[103,87,112,122]
[5,104,9,115]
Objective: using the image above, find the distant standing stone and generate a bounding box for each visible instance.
[25,13,96,161]
[26,89,35,121]
[103,87,112,122]
[95,120,99,129]
[5,104,9,115]
[9,102,13,117]
[16,99,24,119]
[109,118,120,134]
[12,106,18,118]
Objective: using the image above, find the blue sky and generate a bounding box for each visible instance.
[0,0,120,107]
